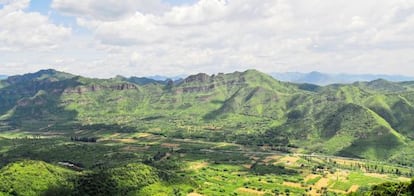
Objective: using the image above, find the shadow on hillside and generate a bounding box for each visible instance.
[0,77,82,131]
[336,131,403,160]
[250,163,299,176]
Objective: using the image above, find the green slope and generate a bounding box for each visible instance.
[1,69,414,163]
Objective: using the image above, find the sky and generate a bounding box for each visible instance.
[0,0,414,78]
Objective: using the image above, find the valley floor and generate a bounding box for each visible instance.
[0,131,412,196]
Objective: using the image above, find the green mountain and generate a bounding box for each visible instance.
[1,69,414,165]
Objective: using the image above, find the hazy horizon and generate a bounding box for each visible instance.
[2,68,414,82]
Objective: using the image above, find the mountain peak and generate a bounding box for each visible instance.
[241,69,269,76]
[368,78,389,84]
[181,69,276,86]
[183,73,211,84]
[37,69,59,74]
[357,78,407,92]
[6,69,75,84]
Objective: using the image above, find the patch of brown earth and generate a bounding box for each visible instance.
[364,173,388,178]
[161,143,180,148]
[278,156,299,165]
[189,162,209,170]
[117,138,136,143]
[347,185,359,193]
[236,188,265,196]
[187,193,203,196]
[263,155,281,163]
[314,178,329,189]
[283,182,303,188]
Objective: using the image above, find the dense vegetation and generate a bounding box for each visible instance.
[351,179,414,195]
[0,160,193,196]
[0,160,76,195]
[1,69,414,195]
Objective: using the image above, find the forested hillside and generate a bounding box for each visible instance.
[1,69,414,165]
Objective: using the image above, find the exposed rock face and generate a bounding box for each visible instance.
[184,73,211,83]
[174,73,248,94]
[182,84,216,93]
[64,83,137,94]
[17,96,46,107]
[17,98,31,107]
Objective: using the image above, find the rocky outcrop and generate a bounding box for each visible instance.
[184,73,211,83]
[175,73,247,94]
[64,83,137,94]
[17,96,46,107]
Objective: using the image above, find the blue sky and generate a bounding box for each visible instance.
[1,0,414,77]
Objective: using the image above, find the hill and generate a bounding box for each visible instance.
[0,160,194,196]
[0,160,76,195]
[0,69,414,165]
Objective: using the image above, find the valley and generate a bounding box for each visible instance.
[0,131,412,195]
[1,69,414,195]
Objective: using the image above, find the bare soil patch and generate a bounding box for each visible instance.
[189,161,209,170]
[398,177,412,182]
[331,158,362,167]
[118,138,136,143]
[236,187,265,195]
[242,164,252,169]
[347,185,359,193]
[364,173,388,178]
[314,178,329,189]
[263,155,281,163]
[278,156,299,165]
[187,192,203,196]
[283,182,303,188]
[135,133,152,138]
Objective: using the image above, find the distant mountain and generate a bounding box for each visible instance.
[271,71,414,85]
[0,75,7,80]
[146,75,185,82]
[1,69,414,164]
[114,76,168,85]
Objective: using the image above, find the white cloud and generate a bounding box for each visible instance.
[63,0,413,75]
[2,0,414,77]
[0,0,71,51]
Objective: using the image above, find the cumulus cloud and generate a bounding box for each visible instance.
[2,0,414,77]
[0,0,71,51]
[53,0,413,76]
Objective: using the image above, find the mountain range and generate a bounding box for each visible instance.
[1,69,414,165]
[271,71,414,85]
[3,71,414,86]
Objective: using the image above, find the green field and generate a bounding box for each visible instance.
[0,131,413,195]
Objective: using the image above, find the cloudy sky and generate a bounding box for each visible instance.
[1,0,414,78]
